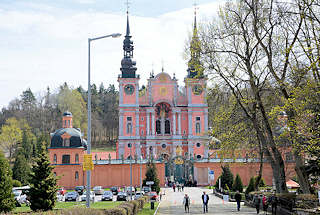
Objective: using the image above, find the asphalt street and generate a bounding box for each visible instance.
[157,187,266,215]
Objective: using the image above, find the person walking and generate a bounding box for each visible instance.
[183,194,190,213]
[253,194,261,214]
[262,195,268,215]
[201,191,209,213]
[173,183,176,192]
[234,190,242,211]
[269,193,277,215]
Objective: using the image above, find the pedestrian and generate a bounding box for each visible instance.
[234,190,242,211]
[269,193,277,215]
[262,195,268,215]
[182,184,184,191]
[173,183,176,192]
[253,194,261,214]
[201,191,209,213]
[183,194,190,213]
[160,192,163,201]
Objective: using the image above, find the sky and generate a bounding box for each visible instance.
[0,0,225,109]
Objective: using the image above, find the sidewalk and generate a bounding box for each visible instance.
[157,187,267,215]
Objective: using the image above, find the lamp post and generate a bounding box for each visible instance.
[140,145,143,194]
[87,33,121,208]
[130,143,132,201]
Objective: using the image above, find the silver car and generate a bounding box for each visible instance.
[102,190,113,201]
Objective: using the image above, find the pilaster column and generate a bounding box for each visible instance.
[135,83,139,104]
[119,111,124,136]
[188,85,192,105]
[119,83,123,105]
[178,112,181,135]
[188,141,194,158]
[135,109,139,137]
[161,116,165,135]
[172,111,176,135]
[146,112,150,135]
[188,112,192,136]
[136,141,141,156]
[151,111,155,135]
[204,109,208,133]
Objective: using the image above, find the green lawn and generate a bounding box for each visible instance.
[138,202,159,215]
[13,201,120,213]
[91,146,116,152]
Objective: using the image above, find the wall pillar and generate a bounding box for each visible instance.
[178,112,181,135]
[151,111,155,135]
[146,112,150,136]
[172,111,176,135]
[119,111,124,136]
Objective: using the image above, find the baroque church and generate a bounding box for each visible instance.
[116,10,210,161]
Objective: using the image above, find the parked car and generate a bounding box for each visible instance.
[102,190,113,201]
[58,187,67,196]
[134,191,144,200]
[142,186,151,193]
[126,186,135,195]
[80,191,95,202]
[117,191,127,201]
[75,186,84,195]
[93,186,104,195]
[148,192,158,201]
[110,186,120,195]
[65,191,79,201]
[13,190,28,204]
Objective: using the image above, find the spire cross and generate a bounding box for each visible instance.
[193,1,199,16]
[125,0,130,14]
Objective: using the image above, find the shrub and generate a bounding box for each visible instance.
[220,165,234,190]
[103,207,126,215]
[118,202,134,215]
[232,174,243,192]
[12,179,22,187]
[60,208,104,215]
[129,200,139,214]
[245,176,255,194]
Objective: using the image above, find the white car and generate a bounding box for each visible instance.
[80,191,95,201]
[134,191,144,200]
[13,190,28,204]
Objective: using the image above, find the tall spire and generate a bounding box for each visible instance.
[120,1,137,78]
[187,3,204,79]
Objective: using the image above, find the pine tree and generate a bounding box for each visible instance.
[142,159,160,193]
[232,174,243,192]
[12,149,30,185]
[28,143,58,211]
[220,165,234,190]
[0,150,16,213]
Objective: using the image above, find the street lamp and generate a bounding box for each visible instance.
[140,145,143,194]
[87,32,121,208]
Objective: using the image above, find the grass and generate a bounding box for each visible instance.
[91,146,116,152]
[138,202,159,215]
[13,201,120,213]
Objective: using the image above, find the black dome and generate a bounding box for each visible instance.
[50,128,86,148]
[63,111,72,117]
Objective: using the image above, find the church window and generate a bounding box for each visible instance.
[196,155,202,159]
[183,130,186,135]
[196,117,201,121]
[196,142,201,147]
[141,117,144,121]
[75,154,79,163]
[64,120,67,127]
[127,123,132,134]
[75,171,79,180]
[62,154,70,164]
[53,154,57,163]
[156,120,161,134]
[54,172,57,177]
[165,120,170,134]
[128,143,132,148]
[68,120,70,127]
[196,122,201,134]
[161,144,166,149]
[141,130,144,135]
[127,117,132,121]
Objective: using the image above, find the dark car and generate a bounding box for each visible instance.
[75,186,84,195]
[142,186,151,193]
[117,191,127,201]
[110,186,120,195]
[102,191,113,201]
[65,191,79,201]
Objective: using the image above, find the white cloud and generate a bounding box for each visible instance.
[0,1,224,109]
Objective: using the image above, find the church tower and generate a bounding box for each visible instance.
[118,9,141,159]
[185,7,209,158]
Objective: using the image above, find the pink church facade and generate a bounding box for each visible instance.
[116,12,209,161]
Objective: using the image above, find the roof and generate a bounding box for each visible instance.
[286,179,300,188]
[50,128,86,148]
[63,111,72,117]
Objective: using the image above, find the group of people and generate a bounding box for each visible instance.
[253,193,278,214]
[183,191,209,213]
[172,183,184,192]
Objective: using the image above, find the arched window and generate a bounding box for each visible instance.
[53,154,57,163]
[196,155,202,159]
[68,120,70,127]
[196,122,201,134]
[165,120,170,134]
[156,120,161,134]
[75,154,79,163]
[127,123,132,134]
[54,172,57,177]
[196,142,201,148]
[64,120,67,127]
[75,171,79,180]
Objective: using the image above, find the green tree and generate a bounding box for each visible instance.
[12,149,30,185]
[245,177,255,194]
[0,150,15,213]
[220,165,233,190]
[0,118,22,162]
[142,159,160,193]
[28,143,58,211]
[232,174,243,192]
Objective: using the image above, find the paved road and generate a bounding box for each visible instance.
[157,187,263,215]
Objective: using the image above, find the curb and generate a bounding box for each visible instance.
[154,201,161,215]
